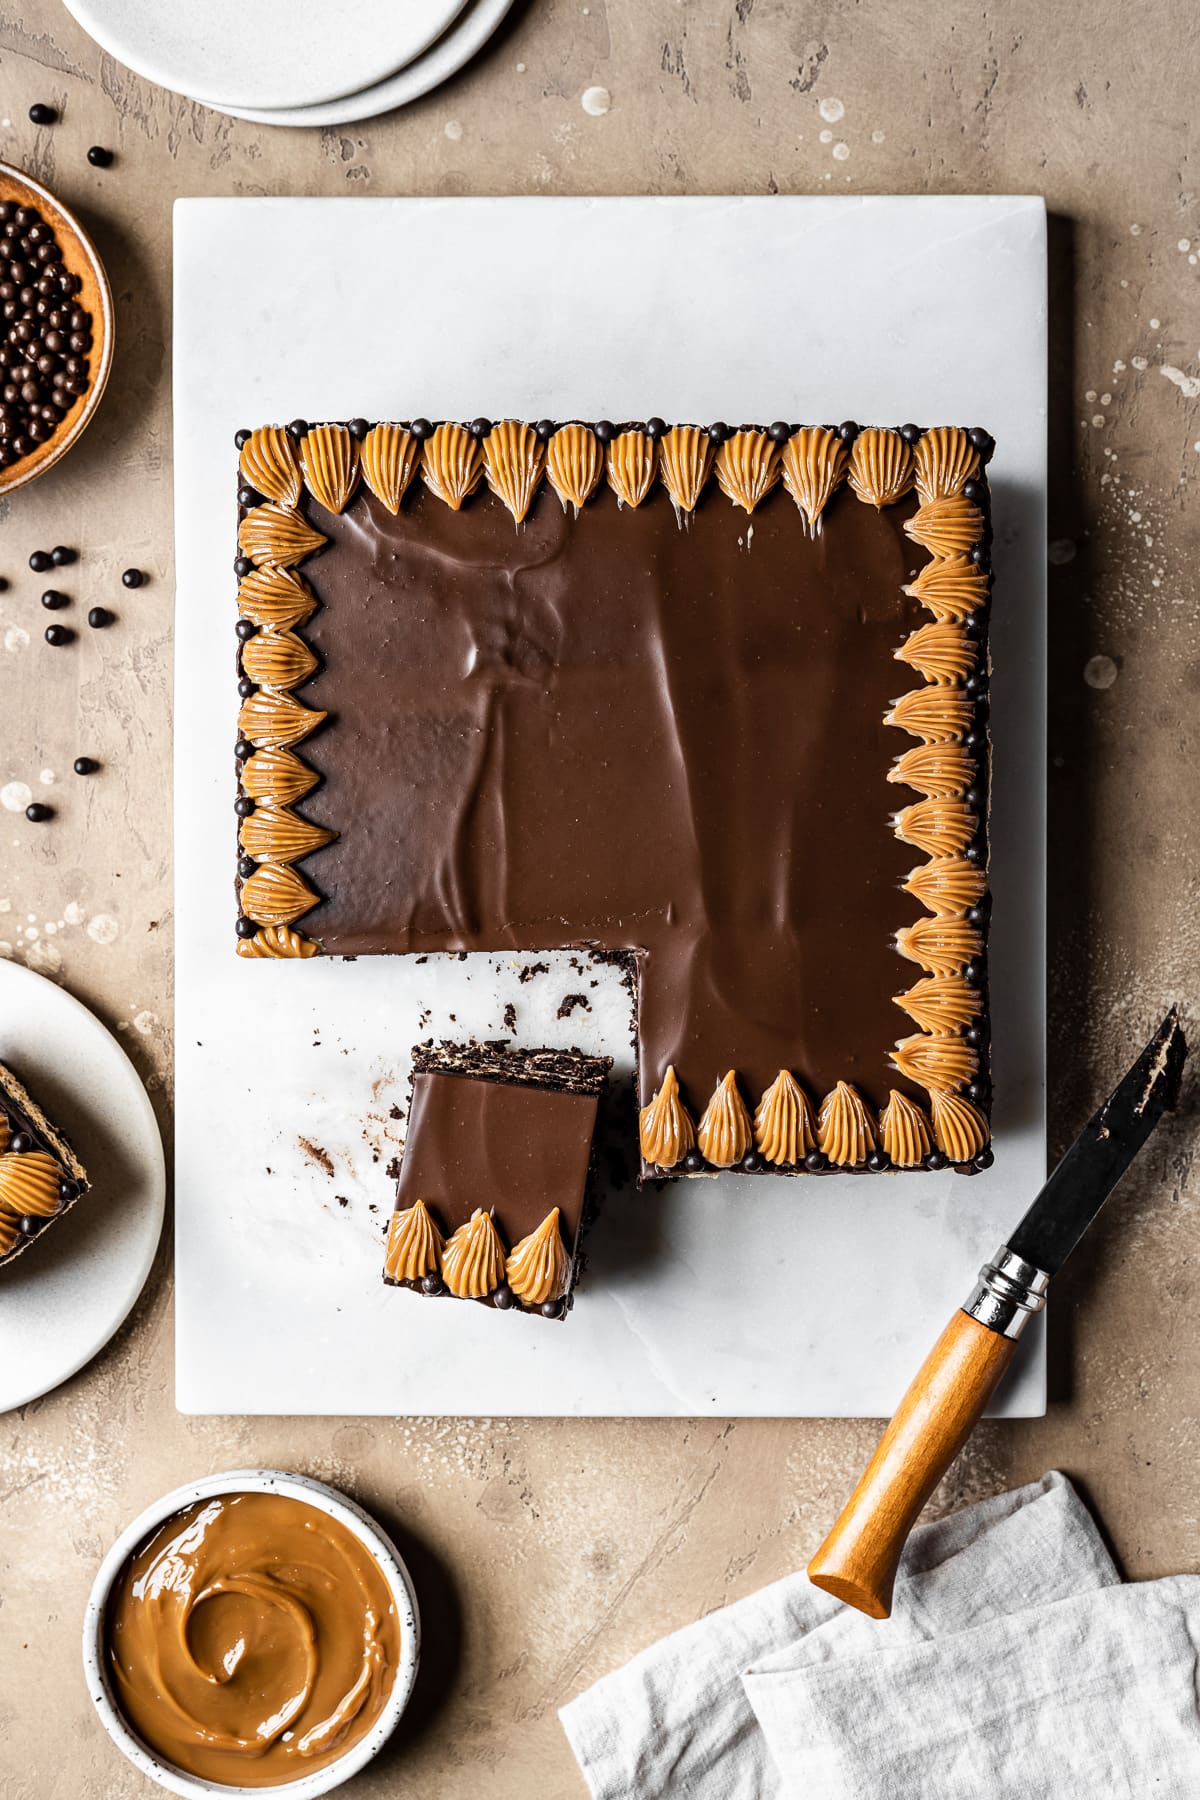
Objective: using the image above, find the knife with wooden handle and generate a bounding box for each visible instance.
[807,1007,1187,1620]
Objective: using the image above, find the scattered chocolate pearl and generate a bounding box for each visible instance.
[234,796,255,817]
[347,417,368,440]
[804,1149,827,1172]
[593,419,615,444]
[44,622,72,645]
[121,566,144,588]
[707,421,729,443]
[25,801,53,822]
[741,1151,762,1172]
[87,605,113,628]
[9,1132,34,1151]
[645,416,666,439]
[410,417,432,440]
[534,418,555,441]
[28,103,57,125]
[29,549,53,572]
[421,1272,444,1295]
[898,422,921,444]
[233,556,253,578]
[86,146,113,168]
[73,756,98,774]
[235,916,257,939]
[237,854,256,878]
[286,418,309,440]
[925,1149,948,1171]
[837,420,859,443]
[234,428,251,449]
[492,1283,514,1310]
[18,1213,45,1236]
[767,420,792,444]
[50,544,75,566]
[867,1149,890,1171]
[974,1147,995,1169]
[237,485,259,507]
[682,1148,705,1173]
[234,739,254,761]
[468,416,492,439]
[540,1298,564,1319]
[235,618,256,640]
[41,589,68,609]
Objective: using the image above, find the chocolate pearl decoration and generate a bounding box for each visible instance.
[235,618,256,640]
[234,739,253,761]
[9,1131,34,1152]
[594,419,615,444]
[347,417,369,440]
[492,1283,514,1310]
[805,1149,827,1171]
[468,416,492,439]
[44,622,72,645]
[925,1149,947,1171]
[233,556,252,578]
[968,427,996,461]
[235,916,257,939]
[234,428,251,449]
[73,756,98,774]
[540,1298,564,1319]
[121,566,144,588]
[741,1151,763,1172]
[963,479,983,502]
[421,1272,444,1294]
[19,1213,45,1236]
[29,549,52,572]
[41,589,68,608]
[286,418,309,440]
[29,103,57,125]
[534,418,555,441]
[645,416,666,439]
[237,676,255,698]
[234,796,255,817]
[867,1149,891,1171]
[0,202,92,473]
[974,1147,995,1169]
[237,485,259,507]
[837,420,859,443]
[767,420,792,444]
[898,422,921,444]
[58,1178,76,1200]
[87,605,113,628]
[964,959,984,985]
[87,146,114,168]
[410,417,432,440]
[707,421,730,442]
[238,854,256,878]
[50,544,75,566]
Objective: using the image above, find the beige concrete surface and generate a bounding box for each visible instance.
[1,2,1198,1794]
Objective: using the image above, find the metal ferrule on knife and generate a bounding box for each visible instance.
[964,1246,1051,1340]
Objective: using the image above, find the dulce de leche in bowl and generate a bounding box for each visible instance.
[93,1477,418,1794]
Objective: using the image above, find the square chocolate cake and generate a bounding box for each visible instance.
[0,1059,89,1267]
[232,419,994,1179]
[383,1042,611,1319]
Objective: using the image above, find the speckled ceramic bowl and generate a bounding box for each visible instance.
[82,1468,421,1799]
[0,161,114,499]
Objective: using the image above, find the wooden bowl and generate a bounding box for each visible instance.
[0,161,115,498]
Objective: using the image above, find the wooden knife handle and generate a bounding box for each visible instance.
[806,1309,1017,1619]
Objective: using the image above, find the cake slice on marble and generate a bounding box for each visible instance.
[0,1059,89,1268]
[383,1041,610,1321]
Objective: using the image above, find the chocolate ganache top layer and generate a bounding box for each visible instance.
[232,422,994,1173]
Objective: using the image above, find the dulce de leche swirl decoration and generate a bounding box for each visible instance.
[233,418,995,1174]
[105,1490,401,1789]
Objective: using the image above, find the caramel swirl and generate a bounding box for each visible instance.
[658,425,712,516]
[904,495,984,559]
[781,426,848,533]
[878,1091,932,1167]
[360,424,420,514]
[237,504,326,569]
[384,1197,443,1282]
[300,424,359,514]
[913,427,980,503]
[441,1207,506,1299]
[817,1081,876,1166]
[237,690,327,750]
[888,743,974,799]
[506,1207,570,1306]
[606,429,656,508]
[0,1150,62,1218]
[884,687,972,744]
[714,429,781,514]
[902,556,989,621]
[893,798,978,857]
[0,1211,18,1256]
[639,1065,695,1168]
[105,1490,401,1789]
[421,423,483,510]
[240,863,319,928]
[903,856,987,915]
[848,428,913,508]
[753,1069,816,1165]
[895,621,977,685]
[239,806,336,865]
[483,420,544,524]
[236,925,319,959]
[239,427,302,509]
[240,629,319,692]
[237,566,316,633]
[240,747,320,804]
[696,1070,752,1167]
[891,1031,977,1093]
[930,1090,990,1161]
[893,974,982,1034]
[895,915,982,975]
[546,424,604,512]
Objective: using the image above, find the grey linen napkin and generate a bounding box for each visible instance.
[560,1471,1200,1798]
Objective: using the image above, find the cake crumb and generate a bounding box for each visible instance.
[556,993,592,1019]
[503,1002,517,1032]
[299,1138,335,1176]
[518,961,550,983]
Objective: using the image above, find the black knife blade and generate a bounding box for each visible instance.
[1007,1007,1187,1277]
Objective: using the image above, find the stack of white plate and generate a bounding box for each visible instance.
[62,0,515,126]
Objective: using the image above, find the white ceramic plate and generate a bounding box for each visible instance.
[214,0,515,128]
[60,0,471,112]
[0,960,165,1412]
